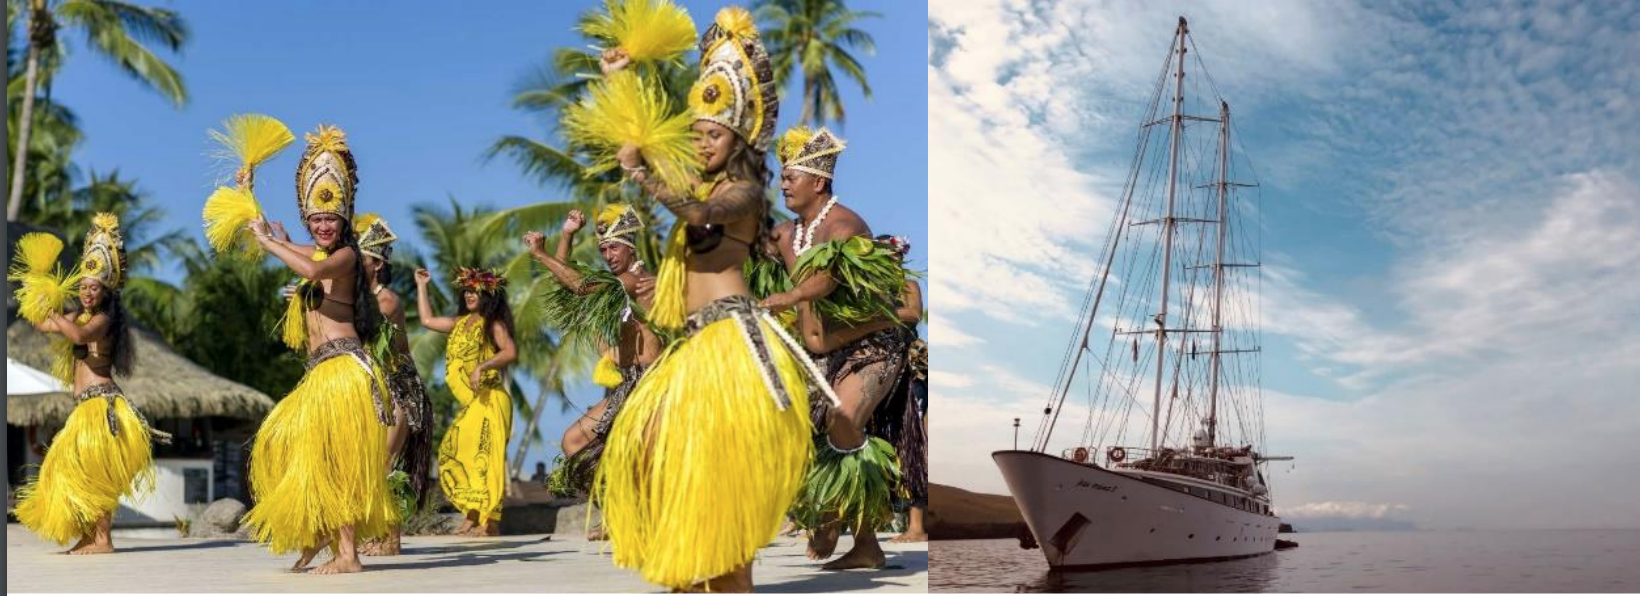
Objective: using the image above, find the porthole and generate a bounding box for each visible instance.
[1188,533,1195,539]
[1149,528,1156,533]
[1216,536,1221,541]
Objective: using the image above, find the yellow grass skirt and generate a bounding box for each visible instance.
[437,369,513,525]
[243,348,395,554]
[13,387,154,545]
[595,297,815,589]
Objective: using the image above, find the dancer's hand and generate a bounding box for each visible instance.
[414,268,432,286]
[270,221,291,243]
[280,284,298,299]
[563,210,586,234]
[599,48,631,74]
[617,144,644,172]
[247,215,271,239]
[761,292,796,313]
[469,366,485,390]
[523,230,548,255]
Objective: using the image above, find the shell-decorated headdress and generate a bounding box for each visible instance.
[294,125,358,221]
[689,6,778,151]
[80,213,127,290]
[596,203,645,249]
[455,267,508,294]
[354,213,398,260]
[777,126,846,179]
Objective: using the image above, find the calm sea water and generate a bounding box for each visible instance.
[931,530,1640,592]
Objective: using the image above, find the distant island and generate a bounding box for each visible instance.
[927,483,1027,541]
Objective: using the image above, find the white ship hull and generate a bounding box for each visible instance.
[994,450,1281,568]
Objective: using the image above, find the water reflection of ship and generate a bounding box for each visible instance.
[993,16,1292,569]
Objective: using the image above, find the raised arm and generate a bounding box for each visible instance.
[413,268,458,333]
[654,179,766,227]
[43,311,110,345]
[252,219,356,281]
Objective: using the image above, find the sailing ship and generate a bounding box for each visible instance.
[993,16,1292,569]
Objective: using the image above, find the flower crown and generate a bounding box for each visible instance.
[877,235,912,259]
[455,267,508,293]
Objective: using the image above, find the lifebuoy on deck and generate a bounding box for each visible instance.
[1108,446,1127,462]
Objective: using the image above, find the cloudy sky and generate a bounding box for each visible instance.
[929,0,1640,530]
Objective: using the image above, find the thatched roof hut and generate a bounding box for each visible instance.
[6,320,273,426]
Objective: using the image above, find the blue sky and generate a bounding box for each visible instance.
[929,0,1640,529]
[44,0,926,472]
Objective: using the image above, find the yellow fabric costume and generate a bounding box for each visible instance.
[437,314,513,525]
[12,214,157,546]
[239,125,397,554]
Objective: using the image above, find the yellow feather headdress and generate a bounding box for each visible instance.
[354,212,398,260]
[777,126,846,179]
[295,125,358,222]
[79,213,126,290]
[689,6,778,151]
[596,203,645,249]
[583,0,697,66]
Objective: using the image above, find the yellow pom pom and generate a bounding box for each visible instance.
[13,233,64,275]
[715,6,756,40]
[584,0,697,65]
[202,186,263,256]
[209,114,295,182]
[563,69,700,196]
[8,233,79,325]
[593,354,625,388]
[279,290,309,352]
[650,221,691,331]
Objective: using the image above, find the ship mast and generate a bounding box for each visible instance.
[1207,100,1229,447]
[1151,16,1188,455]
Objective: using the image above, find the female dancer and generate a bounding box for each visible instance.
[415,266,517,537]
[13,214,156,555]
[601,7,833,591]
[241,125,396,574]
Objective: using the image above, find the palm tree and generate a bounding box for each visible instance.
[7,0,189,222]
[755,0,878,127]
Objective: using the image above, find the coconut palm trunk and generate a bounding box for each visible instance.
[8,2,49,222]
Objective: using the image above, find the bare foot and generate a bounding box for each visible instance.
[63,535,93,554]
[453,520,475,535]
[683,564,753,592]
[821,542,886,570]
[309,556,364,575]
[806,523,841,560]
[586,526,607,541]
[291,539,331,571]
[779,519,800,537]
[67,541,114,555]
[888,530,928,543]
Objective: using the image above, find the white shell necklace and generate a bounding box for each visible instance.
[793,196,839,256]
